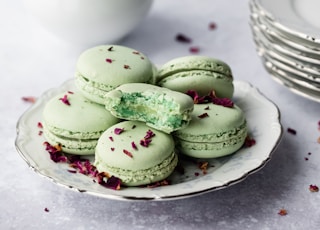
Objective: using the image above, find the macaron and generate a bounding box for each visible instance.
[157,56,234,98]
[104,83,194,133]
[42,91,120,155]
[173,102,247,158]
[94,121,178,186]
[75,45,154,105]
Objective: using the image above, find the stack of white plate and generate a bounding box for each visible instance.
[249,0,320,102]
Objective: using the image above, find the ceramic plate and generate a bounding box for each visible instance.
[251,28,320,85]
[263,61,320,103]
[253,0,320,47]
[15,79,282,201]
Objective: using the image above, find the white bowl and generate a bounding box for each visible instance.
[23,0,153,46]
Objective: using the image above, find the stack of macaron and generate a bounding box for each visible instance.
[42,44,248,187]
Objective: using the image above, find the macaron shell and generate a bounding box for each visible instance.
[95,121,175,170]
[157,55,233,81]
[43,91,119,137]
[174,103,247,158]
[158,70,234,98]
[176,138,245,158]
[94,121,178,186]
[43,128,97,155]
[76,45,154,86]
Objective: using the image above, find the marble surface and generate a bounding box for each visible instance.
[1,0,320,229]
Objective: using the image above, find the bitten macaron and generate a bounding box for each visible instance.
[75,45,155,105]
[173,102,247,158]
[104,83,194,133]
[94,121,178,186]
[42,91,120,155]
[157,56,234,98]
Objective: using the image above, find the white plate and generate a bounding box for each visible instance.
[251,27,320,85]
[252,0,320,47]
[249,9,320,60]
[263,60,320,103]
[15,79,282,201]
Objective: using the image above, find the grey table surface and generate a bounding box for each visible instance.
[1,0,320,229]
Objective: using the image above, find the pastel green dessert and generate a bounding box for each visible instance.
[94,121,178,186]
[157,55,234,98]
[173,103,247,158]
[42,91,120,155]
[104,83,194,133]
[75,45,154,105]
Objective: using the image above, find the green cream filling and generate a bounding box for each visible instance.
[106,93,191,132]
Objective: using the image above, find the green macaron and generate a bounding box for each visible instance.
[75,45,155,105]
[104,83,194,133]
[94,121,178,186]
[42,91,120,155]
[173,103,247,158]
[157,56,234,98]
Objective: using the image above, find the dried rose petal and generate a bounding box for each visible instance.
[67,91,74,94]
[108,46,114,51]
[114,128,124,135]
[204,106,210,110]
[132,125,136,129]
[209,22,217,30]
[43,142,67,163]
[131,141,138,150]
[67,169,77,173]
[109,136,114,141]
[59,94,70,106]
[123,149,133,158]
[186,90,200,104]
[106,58,113,63]
[44,208,49,212]
[287,128,297,135]
[22,96,36,103]
[133,51,140,55]
[244,136,256,147]
[309,184,319,192]
[198,161,209,174]
[38,130,43,136]
[140,138,152,147]
[37,122,43,129]
[189,46,200,53]
[278,209,288,216]
[212,97,234,108]
[198,113,209,118]
[111,147,115,151]
[124,64,130,69]
[176,33,192,43]
[144,130,155,139]
[146,179,170,188]
[103,175,121,190]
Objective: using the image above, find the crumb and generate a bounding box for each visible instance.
[287,128,297,135]
[175,33,192,43]
[278,209,288,216]
[22,96,36,103]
